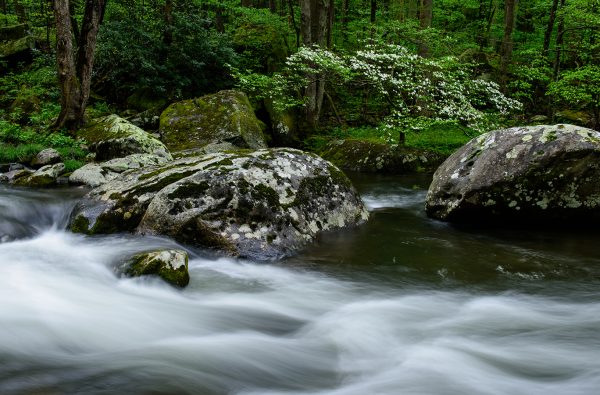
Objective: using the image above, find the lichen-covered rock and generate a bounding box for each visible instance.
[69,154,170,188]
[77,115,172,161]
[320,139,443,174]
[1,168,33,184]
[31,148,61,168]
[69,148,368,259]
[118,249,189,288]
[426,124,600,224]
[159,90,267,152]
[15,163,65,187]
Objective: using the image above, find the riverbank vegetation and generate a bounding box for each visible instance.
[1,0,598,165]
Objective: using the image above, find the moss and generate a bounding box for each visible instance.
[204,158,234,169]
[252,183,280,207]
[126,252,189,287]
[167,180,210,199]
[132,169,197,195]
[70,215,90,234]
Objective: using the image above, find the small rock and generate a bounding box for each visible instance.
[17,162,65,187]
[69,163,112,188]
[31,148,61,168]
[118,249,190,288]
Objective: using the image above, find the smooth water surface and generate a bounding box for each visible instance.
[1,179,599,395]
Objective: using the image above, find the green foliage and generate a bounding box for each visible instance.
[237,43,521,141]
[548,65,600,126]
[94,9,238,103]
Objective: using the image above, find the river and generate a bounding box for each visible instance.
[1,175,599,395]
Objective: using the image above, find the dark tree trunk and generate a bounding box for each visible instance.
[500,0,516,92]
[552,0,566,81]
[13,0,26,22]
[53,0,107,130]
[371,0,377,23]
[543,0,559,55]
[287,0,300,49]
[163,0,173,45]
[1,0,7,14]
[418,0,432,56]
[341,0,349,42]
[300,0,334,128]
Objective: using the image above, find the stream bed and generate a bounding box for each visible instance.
[1,174,599,395]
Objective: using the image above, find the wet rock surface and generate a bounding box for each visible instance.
[70,148,369,259]
[426,124,600,224]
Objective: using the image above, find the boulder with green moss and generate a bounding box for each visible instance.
[159,90,267,152]
[117,249,189,288]
[426,124,600,224]
[320,139,443,174]
[77,115,172,161]
[15,163,65,187]
[69,148,368,259]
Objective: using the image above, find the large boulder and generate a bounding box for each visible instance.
[159,90,267,152]
[77,115,172,161]
[14,163,65,187]
[31,148,61,168]
[70,148,368,259]
[320,139,443,173]
[117,249,190,288]
[426,124,600,224]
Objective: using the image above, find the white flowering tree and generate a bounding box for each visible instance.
[235,43,522,141]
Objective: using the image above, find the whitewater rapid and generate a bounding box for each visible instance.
[1,184,600,395]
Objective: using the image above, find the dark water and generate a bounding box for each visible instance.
[1,178,600,395]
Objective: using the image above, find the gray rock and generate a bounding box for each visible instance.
[70,148,369,259]
[31,148,61,168]
[159,90,267,152]
[3,168,33,183]
[77,115,172,161]
[426,124,600,224]
[69,154,171,188]
[16,163,65,187]
[117,249,189,288]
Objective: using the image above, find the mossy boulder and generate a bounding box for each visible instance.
[0,24,33,59]
[320,139,444,174]
[69,148,368,259]
[159,90,267,152]
[78,115,172,161]
[264,99,300,147]
[15,163,65,187]
[426,124,600,224]
[118,249,190,288]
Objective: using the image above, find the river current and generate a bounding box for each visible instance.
[1,175,599,395]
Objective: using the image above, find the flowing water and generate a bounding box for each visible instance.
[1,176,600,395]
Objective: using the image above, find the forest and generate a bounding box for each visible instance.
[0,0,599,167]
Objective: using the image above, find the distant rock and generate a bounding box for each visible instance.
[320,139,443,174]
[70,148,368,259]
[31,148,61,168]
[77,115,172,161]
[426,124,600,224]
[117,249,190,288]
[159,90,267,152]
[15,163,65,187]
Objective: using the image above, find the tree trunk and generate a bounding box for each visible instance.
[12,0,26,22]
[1,0,7,15]
[300,0,334,128]
[500,0,516,92]
[341,0,349,42]
[54,0,107,130]
[543,0,559,55]
[287,0,300,49]
[163,0,173,45]
[552,0,566,81]
[418,0,432,56]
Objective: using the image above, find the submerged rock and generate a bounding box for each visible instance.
[118,249,189,288]
[77,115,172,161]
[426,124,600,224]
[320,139,443,173]
[159,90,267,152]
[70,148,368,259]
